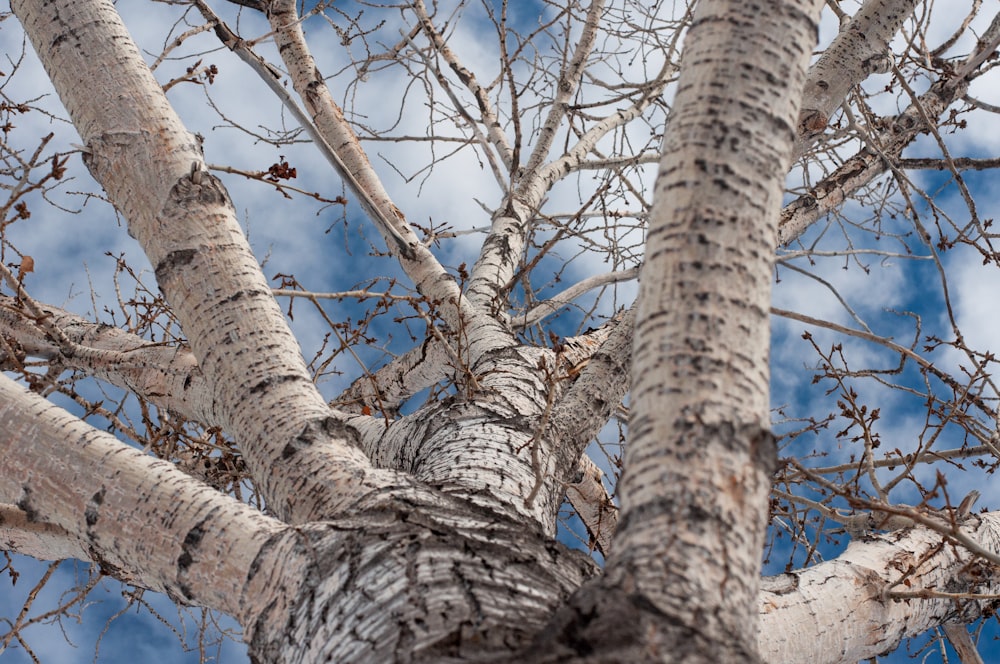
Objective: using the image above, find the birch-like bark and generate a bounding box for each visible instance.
[0,374,298,630]
[795,0,919,154]
[780,62,980,245]
[0,367,599,662]
[0,296,213,423]
[521,0,931,547]
[0,288,603,537]
[759,513,1000,663]
[548,307,633,483]
[463,0,654,311]
[1,288,619,548]
[461,0,611,313]
[343,345,569,528]
[11,0,392,523]
[532,2,824,661]
[337,337,454,414]
[260,0,514,366]
[243,500,597,663]
[781,8,998,244]
[8,1,1000,662]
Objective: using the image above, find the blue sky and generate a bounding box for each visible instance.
[3,0,1000,662]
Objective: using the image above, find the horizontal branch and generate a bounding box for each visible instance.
[0,373,296,628]
[0,296,414,502]
[896,157,1000,171]
[759,513,1000,662]
[0,295,216,425]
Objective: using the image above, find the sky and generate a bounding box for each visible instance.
[2,0,1000,662]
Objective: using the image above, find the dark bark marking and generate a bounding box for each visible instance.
[154,248,198,283]
[615,495,713,535]
[531,581,759,662]
[750,426,778,474]
[178,521,205,572]
[85,487,105,527]
[16,485,38,522]
[761,572,799,595]
[282,415,363,459]
[248,373,305,395]
[220,290,246,304]
[177,520,208,600]
[166,170,229,207]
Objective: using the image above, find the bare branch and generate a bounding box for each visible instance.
[410,0,515,173]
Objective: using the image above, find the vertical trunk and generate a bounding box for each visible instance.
[613,0,821,657]
[531,2,822,661]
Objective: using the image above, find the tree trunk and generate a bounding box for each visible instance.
[530,1,823,661]
[6,0,1000,662]
[6,1,596,660]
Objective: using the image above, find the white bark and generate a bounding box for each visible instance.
[464,0,606,309]
[262,0,501,353]
[780,65,981,245]
[781,10,999,245]
[795,0,920,154]
[525,0,951,548]
[4,0,999,662]
[338,337,455,415]
[0,374,296,628]
[595,1,821,660]
[759,514,1000,663]
[0,370,597,662]
[10,0,394,524]
[0,295,213,423]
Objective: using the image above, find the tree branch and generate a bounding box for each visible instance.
[520,0,605,178]
[759,513,1000,663]
[0,295,216,424]
[780,10,1000,245]
[795,0,921,155]
[259,0,514,365]
[0,373,296,629]
[409,0,515,175]
[12,0,386,523]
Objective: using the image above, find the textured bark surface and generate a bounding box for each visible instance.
[795,0,920,153]
[0,374,296,627]
[250,497,596,663]
[8,0,390,525]
[5,3,598,658]
[5,0,1000,662]
[759,514,1000,662]
[534,1,825,661]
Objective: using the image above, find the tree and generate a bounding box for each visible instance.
[2,0,1000,661]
